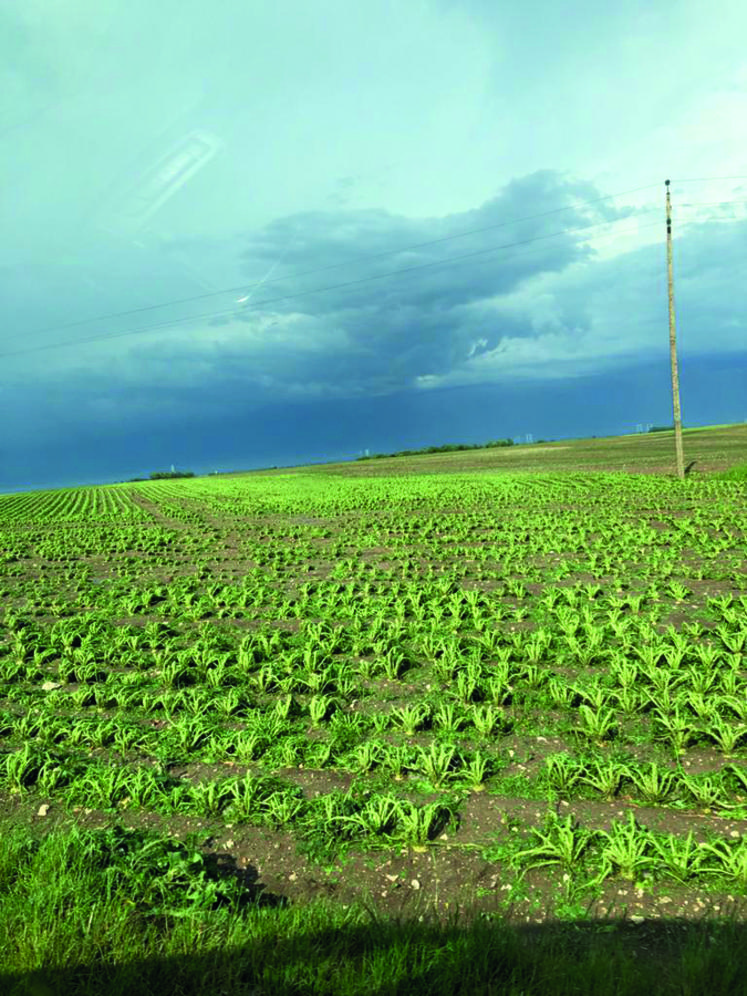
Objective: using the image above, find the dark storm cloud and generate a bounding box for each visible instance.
[217,170,637,395]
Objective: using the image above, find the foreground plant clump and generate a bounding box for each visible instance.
[0,467,746,994]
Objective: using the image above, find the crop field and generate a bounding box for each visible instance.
[1,427,747,995]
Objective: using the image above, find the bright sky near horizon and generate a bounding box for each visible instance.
[1,0,746,490]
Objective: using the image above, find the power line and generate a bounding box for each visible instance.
[5,176,744,361]
[19,181,663,343]
[675,199,747,207]
[16,180,745,352]
[1,215,664,360]
[669,175,747,182]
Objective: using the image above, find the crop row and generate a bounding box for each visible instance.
[1,695,746,816]
[2,744,747,894]
[0,487,147,524]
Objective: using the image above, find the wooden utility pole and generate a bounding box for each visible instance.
[665,179,686,479]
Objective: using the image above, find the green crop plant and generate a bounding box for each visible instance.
[37,755,81,795]
[120,766,161,809]
[470,703,502,737]
[307,695,333,727]
[647,829,707,883]
[683,691,718,723]
[720,694,747,723]
[627,762,675,804]
[264,790,307,829]
[12,711,44,740]
[432,643,461,682]
[547,677,576,709]
[642,665,683,697]
[563,633,608,668]
[187,779,235,817]
[702,714,747,756]
[455,669,481,704]
[678,772,730,812]
[516,662,548,691]
[570,681,609,711]
[223,773,283,823]
[417,742,457,787]
[307,740,333,768]
[543,753,584,797]
[395,799,452,850]
[335,794,400,838]
[646,685,678,714]
[170,717,215,755]
[651,706,698,756]
[381,744,413,781]
[350,741,381,774]
[275,736,306,767]
[612,684,642,714]
[571,705,618,745]
[595,811,655,883]
[66,765,132,811]
[432,702,465,735]
[2,745,48,793]
[683,660,720,695]
[720,659,745,697]
[369,711,390,735]
[581,757,630,800]
[699,837,747,889]
[391,702,429,735]
[86,718,119,748]
[520,629,552,665]
[716,625,747,654]
[511,812,596,876]
[300,664,337,694]
[461,750,492,791]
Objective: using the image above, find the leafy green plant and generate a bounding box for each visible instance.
[461,750,493,791]
[308,695,333,727]
[432,702,465,735]
[391,704,429,736]
[699,837,747,889]
[571,705,618,744]
[511,812,596,875]
[2,745,47,793]
[648,830,707,883]
[651,707,698,756]
[543,753,584,797]
[350,741,381,774]
[628,762,675,804]
[417,742,456,788]
[264,790,306,828]
[595,811,654,883]
[581,757,630,800]
[702,714,747,756]
[336,794,399,838]
[470,704,503,737]
[396,800,451,851]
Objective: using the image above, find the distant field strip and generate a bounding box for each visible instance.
[0,487,147,524]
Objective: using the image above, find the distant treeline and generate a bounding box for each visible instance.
[648,425,679,433]
[126,471,196,481]
[354,438,545,461]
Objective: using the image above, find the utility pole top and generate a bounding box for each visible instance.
[665,178,670,186]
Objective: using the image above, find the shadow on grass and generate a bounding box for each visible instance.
[2,911,746,996]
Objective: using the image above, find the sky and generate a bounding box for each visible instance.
[1,0,746,492]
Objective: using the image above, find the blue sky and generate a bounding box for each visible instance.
[1,0,746,491]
